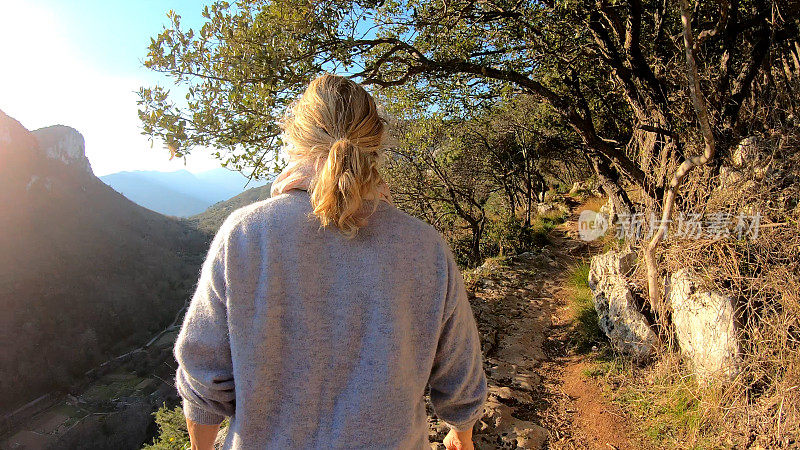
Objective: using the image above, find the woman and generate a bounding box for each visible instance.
[174,74,487,449]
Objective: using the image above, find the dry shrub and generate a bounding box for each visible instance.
[623,130,800,447]
[575,195,608,215]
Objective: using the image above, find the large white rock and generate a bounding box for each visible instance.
[587,250,636,288]
[32,125,92,173]
[588,250,658,361]
[669,268,740,381]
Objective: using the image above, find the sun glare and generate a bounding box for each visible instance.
[0,2,222,176]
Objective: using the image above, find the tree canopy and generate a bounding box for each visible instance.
[141,0,797,198]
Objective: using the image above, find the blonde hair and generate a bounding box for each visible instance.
[282,74,388,237]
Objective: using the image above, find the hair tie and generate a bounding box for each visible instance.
[333,137,352,147]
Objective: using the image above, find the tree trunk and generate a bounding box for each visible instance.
[644,0,717,323]
[591,156,633,220]
[470,220,484,266]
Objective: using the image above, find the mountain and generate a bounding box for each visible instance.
[98,171,211,217]
[100,168,269,217]
[0,110,208,414]
[188,183,273,234]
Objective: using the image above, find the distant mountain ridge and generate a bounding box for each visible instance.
[100,168,269,217]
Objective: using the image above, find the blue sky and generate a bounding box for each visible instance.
[0,0,225,175]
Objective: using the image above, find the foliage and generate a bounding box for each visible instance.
[142,404,191,450]
[143,404,230,450]
[383,103,582,266]
[483,214,528,257]
[142,0,797,202]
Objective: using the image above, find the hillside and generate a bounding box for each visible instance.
[100,168,268,217]
[0,110,208,414]
[187,183,272,234]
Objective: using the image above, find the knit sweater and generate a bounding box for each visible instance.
[173,190,487,449]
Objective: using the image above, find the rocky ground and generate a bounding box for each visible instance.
[425,207,639,449]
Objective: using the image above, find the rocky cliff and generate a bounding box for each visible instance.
[32,125,93,173]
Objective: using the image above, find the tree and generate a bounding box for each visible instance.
[385,115,495,266]
[141,0,799,312]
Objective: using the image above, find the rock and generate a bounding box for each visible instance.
[587,250,635,289]
[514,424,548,449]
[481,400,548,449]
[669,268,740,381]
[599,197,616,224]
[32,125,92,173]
[718,136,775,191]
[489,385,533,403]
[568,181,583,196]
[588,250,658,361]
[535,201,569,216]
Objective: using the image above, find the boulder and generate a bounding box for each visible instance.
[669,268,740,381]
[588,251,658,361]
[587,250,636,288]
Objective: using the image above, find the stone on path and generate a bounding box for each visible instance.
[588,250,657,361]
[479,400,548,449]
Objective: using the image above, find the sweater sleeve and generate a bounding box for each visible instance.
[428,247,488,432]
[173,227,236,425]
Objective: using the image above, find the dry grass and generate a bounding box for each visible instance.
[586,351,752,448]
[614,131,800,447]
[575,195,607,215]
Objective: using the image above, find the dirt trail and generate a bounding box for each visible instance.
[429,204,639,449]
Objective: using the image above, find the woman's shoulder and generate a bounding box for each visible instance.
[377,202,446,245]
[368,204,456,269]
[217,191,450,254]
[213,191,310,237]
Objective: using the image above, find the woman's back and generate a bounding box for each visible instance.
[174,190,487,449]
[174,74,486,449]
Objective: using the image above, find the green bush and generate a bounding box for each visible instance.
[528,209,567,246]
[142,404,190,450]
[484,215,528,257]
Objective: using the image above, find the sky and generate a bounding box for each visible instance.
[0,0,226,176]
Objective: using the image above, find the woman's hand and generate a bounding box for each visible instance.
[443,428,474,450]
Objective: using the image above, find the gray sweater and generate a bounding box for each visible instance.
[174,190,487,449]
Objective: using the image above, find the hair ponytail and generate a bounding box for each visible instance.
[310,138,379,236]
[282,74,388,237]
